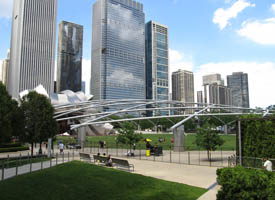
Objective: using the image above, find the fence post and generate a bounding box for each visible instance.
[179,148,181,164]
[188,152,190,165]
[56,153,58,165]
[199,148,200,166]
[139,144,141,160]
[221,147,223,167]
[210,152,212,167]
[73,151,74,160]
[68,152,70,162]
[7,155,9,169]
[2,159,5,181]
[16,157,18,176]
[62,152,64,163]
[170,145,172,163]
[30,154,33,173]
[41,156,43,170]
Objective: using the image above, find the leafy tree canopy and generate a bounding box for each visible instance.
[117,122,143,147]
[195,122,224,159]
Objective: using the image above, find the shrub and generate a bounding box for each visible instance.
[0,146,29,153]
[217,166,275,200]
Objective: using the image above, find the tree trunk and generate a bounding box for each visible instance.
[207,150,210,161]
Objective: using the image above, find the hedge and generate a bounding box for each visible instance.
[0,146,29,153]
[217,166,275,200]
[237,115,275,159]
[0,143,23,148]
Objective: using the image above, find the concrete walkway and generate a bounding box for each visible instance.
[125,158,219,200]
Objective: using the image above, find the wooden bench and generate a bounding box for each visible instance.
[79,153,92,163]
[112,158,134,171]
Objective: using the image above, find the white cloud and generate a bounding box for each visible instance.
[213,0,255,30]
[0,0,13,19]
[271,4,275,14]
[82,59,91,95]
[169,49,194,92]
[237,18,275,45]
[194,61,275,108]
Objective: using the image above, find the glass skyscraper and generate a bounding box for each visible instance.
[91,0,145,100]
[57,21,83,93]
[145,21,169,115]
[227,72,250,108]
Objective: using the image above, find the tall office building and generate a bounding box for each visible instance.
[197,91,203,106]
[203,83,232,106]
[172,70,194,114]
[145,21,169,101]
[1,49,10,86]
[8,0,57,98]
[203,73,224,86]
[57,21,83,92]
[227,72,249,108]
[91,0,145,100]
[145,21,169,115]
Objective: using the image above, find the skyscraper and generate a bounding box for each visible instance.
[1,49,10,86]
[227,72,250,108]
[203,83,232,106]
[91,0,145,100]
[172,70,194,114]
[57,21,83,92]
[203,73,224,86]
[8,0,57,98]
[145,21,169,101]
[145,21,169,116]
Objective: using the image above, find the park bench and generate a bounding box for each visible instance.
[79,153,92,163]
[93,155,108,164]
[112,158,134,171]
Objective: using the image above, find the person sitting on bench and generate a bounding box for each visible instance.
[106,155,113,167]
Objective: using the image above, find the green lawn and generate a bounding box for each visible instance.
[82,134,236,151]
[0,161,207,200]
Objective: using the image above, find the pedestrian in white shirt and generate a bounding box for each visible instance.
[263,158,273,172]
[59,142,64,153]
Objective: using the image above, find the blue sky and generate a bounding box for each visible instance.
[0,0,275,108]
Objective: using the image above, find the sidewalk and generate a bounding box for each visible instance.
[125,159,220,200]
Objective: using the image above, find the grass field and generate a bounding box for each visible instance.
[57,133,236,151]
[0,161,207,200]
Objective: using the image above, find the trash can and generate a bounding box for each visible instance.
[146,150,150,157]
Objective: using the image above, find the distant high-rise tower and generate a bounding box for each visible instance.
[227,72,249,108]
[1,49,10,86]
[8,0,57,98]
[203,83,232,106]
[203,73,224,86]
[202,73,232,106]
[57,21,83,92]
[197,91,203,106]
[91,0,145,100]
[172,70,194,114]
[145,21,169,101]
[145,21,169,115]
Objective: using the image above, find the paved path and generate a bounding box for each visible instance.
[124,158,219,200]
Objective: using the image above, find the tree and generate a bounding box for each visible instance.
[0,82,22,144]
[20,91,59,156]
[117,122,143,152]
[195,122,224,160]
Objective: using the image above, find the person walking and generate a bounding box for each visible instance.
[263,157,273,172]
[59,142,64,154]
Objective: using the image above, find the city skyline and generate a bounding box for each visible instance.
[0,0,275,107]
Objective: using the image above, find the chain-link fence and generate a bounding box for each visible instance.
[81,142,235,167]
[228,155,275,171]
[0,151,80,181]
